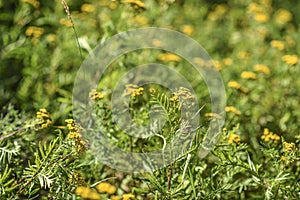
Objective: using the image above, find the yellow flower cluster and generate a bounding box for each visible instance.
[122,0,146,10]
[181,25,195,36]
[225,106,241,115]
[282,55,299,65]
[222,58,233,66]
[207,4,228,21]
[65,119,86,152]
[36,108,52,128]
[130,16,149,25]
[247,3,270,23]
[123,84,144,97]
[21,0,40,9]
[89,89,104,100]
[69,170,85,185]
[122,193,135,200]
[228,81,249,93]
[254,64,270,75]
[274,9,292,25]
[96,182,116,194]
[213,60,222,70]
[270,40,285,51]
[241,71,257,80]
[261,128,280,142]
[228,133,241,144]
[172,87,195,101]
[60,18,73,27]
[81,4,95,13]
[282,141,295,152]
[237,51,252,59]
[158,53,181,62]
[75,186,100,200]
[25,26,44,38]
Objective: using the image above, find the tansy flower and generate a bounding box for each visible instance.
[46,34,56,43]
[60,18,73,27]
[241,71,257,79]
[111,196,121,200]
[207,4,227,21]
[228,81,249,93]
[270,40,285,51]
[122,0,145,10]
[247,3,264,13]
[122,193,135,200]
[123,84,144,97]
[222,58,233,66]
[25,26,44,38]
[282,55,299,65]
[89,89,104,100]
[213,60,222,70]
[254,12,269,23]
[96,182,116,194]
[81,4,95,13]
[158,53,181,62]
[283,141,295,152]
[75,186,100,200]
[36,108,52,128]
[274,9,292,25]
[170,94,179,102]
[254,64,270,75]
[131,16,149,25]
[225,106,241,115]
[261,128,280,143]
[228,133,241,144]
[237,51,251,59]
[181,25,195,36]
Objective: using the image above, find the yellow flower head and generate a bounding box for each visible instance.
[81,4,95,13]
[225,106,241,115]
[228,133,241,144]
[254,64,270,75]
[213,60,222,70]
[75,186,100,200]
[96,182,117,194]
[158,53,181,62]
[261,128,280,143]
[36,108,52,128]
[283,141,295,152]
[25,26,44,38]
[222,58,233,66]
[241,71,257,80]
[60,18,73,27]
[282,55,299,65]
[122,0,146,10]
[122,193,135,200]
[237,51,252,59]
[254,12,269,23]
[274,9,292,25]
[270,40,285,51]
[181,25,195,36]
[89,89,104,100]
[131,16,149,25]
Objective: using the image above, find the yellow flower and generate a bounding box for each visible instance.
[81,4,95,13]
[241,71,257,80]
[96,182,117,194]
[111,195,121,200]
[109,2,118,10]
[222,58,233,66]
[181,25,195,36]
[60,18,73,27]
[254,12,269,23]
[170,94,179,102]
[36,108,52,128]
[207,4,227,21]
[131,16,149,25]
[270,40,285,51]
[247,3,264,13]
[254,64,270,75]
[228,81,249,93]
[237,51,251,59]
[158,53,181,62]
[225,106,241,115]
[122,0,146,9]
[282,55,299,65]
[228,133,241,144]
[261,128,280,143]
[274,9,292,25]
[89,89,104,100]
[46,34,56,43]
[283,141,295,152]
[75,186,101,200]
[122,193,135,200]
[213,60,222,70]
[25,26,44,38]
[21,0,40,9]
